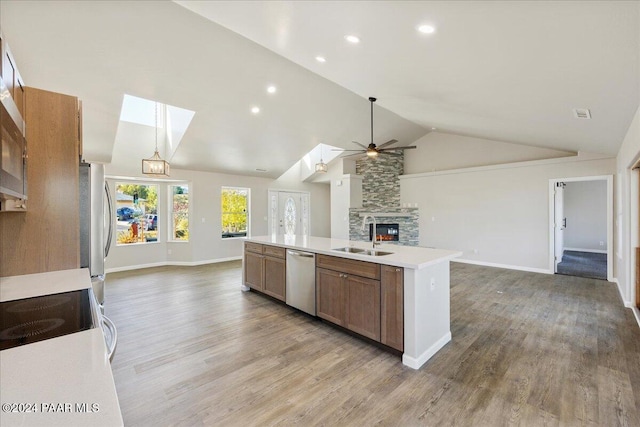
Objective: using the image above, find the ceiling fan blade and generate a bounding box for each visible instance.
[341,152,366,159]
[333,149,366,152]
[378,145,417,151]
[376,139,398,149]
[351,141,368,150]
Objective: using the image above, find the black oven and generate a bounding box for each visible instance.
[369,223,399,242]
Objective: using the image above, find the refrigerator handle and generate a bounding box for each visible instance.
[104,181,114,258]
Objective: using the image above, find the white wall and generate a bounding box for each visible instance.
[401,154,616,273]
[105,163,330,272]
[404,132,575,174]
[563,180,608,252]
[615,106,640,307]
[330,175,363,239]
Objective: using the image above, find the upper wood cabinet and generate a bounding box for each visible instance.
[0,87,81,276]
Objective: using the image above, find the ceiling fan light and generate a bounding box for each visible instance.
[366,149,378,158]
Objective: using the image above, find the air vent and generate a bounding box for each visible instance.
[573,108,591,119]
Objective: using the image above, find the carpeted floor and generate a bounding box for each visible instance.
[556,250,607,280]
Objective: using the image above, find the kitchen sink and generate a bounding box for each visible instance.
[360,249,393,256]
[332,247,393,256]
[332,247,365,253]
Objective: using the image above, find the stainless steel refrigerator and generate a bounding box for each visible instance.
[79,162,117,360]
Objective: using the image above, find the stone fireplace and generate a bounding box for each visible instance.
[348,152,419,246]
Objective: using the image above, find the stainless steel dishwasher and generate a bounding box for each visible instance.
[286,249,316,315]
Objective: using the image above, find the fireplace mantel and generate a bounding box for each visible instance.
[358,212,415,218]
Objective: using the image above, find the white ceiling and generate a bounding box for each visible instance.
[1,1,639,179]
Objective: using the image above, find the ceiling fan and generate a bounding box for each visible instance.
[335,97,417,159]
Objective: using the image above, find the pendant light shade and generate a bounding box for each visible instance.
[142,102,170,176]
[315,145,328,173]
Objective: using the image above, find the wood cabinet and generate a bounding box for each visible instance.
[345,273,381,341]
[316,254,382,341]
[0,88,81,276]
[243,242,286,301]
[381,265,404,351]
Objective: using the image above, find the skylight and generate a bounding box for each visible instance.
[119,94,196,158]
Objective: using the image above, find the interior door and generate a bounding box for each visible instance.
[554,182,565,272]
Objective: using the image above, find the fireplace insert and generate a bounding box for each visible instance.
[369,223,399,242]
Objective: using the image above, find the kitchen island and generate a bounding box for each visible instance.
[243,235,462,369]
[0,269,123,427]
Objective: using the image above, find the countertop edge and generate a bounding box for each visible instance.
[244,236,462,270]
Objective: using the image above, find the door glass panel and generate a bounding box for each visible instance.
[284,196,296,235]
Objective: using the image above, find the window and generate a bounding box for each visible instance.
[170,184,189,241]
[115,183,158,245]
[221,187,249,238]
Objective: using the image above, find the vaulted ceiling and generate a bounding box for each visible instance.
[1,1,638,178]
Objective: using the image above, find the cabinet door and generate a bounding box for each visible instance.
[244,251,264,290]
[344,274,381,341]
[263,256,286,301]
[381,266,404,351]
[316,268,345,326]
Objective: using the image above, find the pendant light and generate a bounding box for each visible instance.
[315,145,328,173]
[142,102,170,176]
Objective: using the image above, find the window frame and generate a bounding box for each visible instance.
[114,182,160,246]
[169,183,190,243]
[221,186,250,239]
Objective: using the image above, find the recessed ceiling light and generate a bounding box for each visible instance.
[345,35,360,44]
[431,127,437,130]
[315,56,326,63]
[267,85,276,94]
[255,168,268,172]
[417,24,436,34]
[251,106,260,114]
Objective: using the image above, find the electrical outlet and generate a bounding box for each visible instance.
[599,241,604,246]
[167,249,172,255]
[430,278,436,291]
[473,249,479,254]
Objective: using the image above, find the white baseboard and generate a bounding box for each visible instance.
[452,258,552,275]
[402,331,451,370]
[564,247,608,254]
[105,256,242,274]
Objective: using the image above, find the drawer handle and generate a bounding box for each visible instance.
[395,268,401,272]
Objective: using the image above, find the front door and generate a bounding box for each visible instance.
[269,190,310,237]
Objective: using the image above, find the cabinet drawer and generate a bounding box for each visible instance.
[316,254,380,280]
[263,244,285,259]
[245,242,263,254]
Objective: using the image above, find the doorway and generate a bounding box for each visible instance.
[267,190,310,237]
[549,175,613,281]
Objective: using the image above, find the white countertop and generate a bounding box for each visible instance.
[0,269,123,427]
[245,236,461,269]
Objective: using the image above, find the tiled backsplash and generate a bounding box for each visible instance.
[349,152,419,246]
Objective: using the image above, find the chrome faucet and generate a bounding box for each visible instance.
[361,214,379,248]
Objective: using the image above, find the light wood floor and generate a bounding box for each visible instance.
[107,261,640,426]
